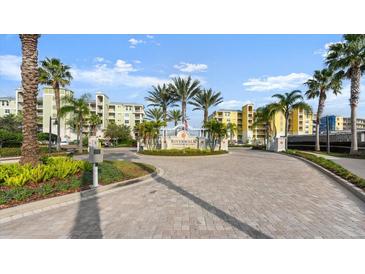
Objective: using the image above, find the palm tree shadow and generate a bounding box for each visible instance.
[154,176,272,239]
[69,188,103,239]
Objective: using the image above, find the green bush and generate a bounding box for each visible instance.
[286,150,365,189]
[139,148,227,156]
[0,157,90,187]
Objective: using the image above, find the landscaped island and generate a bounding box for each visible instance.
[0,156,155,209]
[139,148,228,156]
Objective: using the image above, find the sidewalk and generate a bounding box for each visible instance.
[305,152,365,179]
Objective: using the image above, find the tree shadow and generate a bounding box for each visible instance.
[69,188,103,239]
[154,176,272,239]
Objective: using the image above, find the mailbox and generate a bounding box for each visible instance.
[88,137,103,163]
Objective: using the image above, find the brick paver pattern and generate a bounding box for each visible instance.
[0,148,364,239]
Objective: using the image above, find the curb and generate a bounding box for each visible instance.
[136,151,230,159]
[0,168,162,224]
[285,154,365,203]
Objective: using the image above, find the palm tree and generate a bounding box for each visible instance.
[326,34,365,154]
[60,93,90,153]
[145,84,177,122]
[168,109,182,127]
[305,69,342,151]
[88,113,102,136]
[169,76,201,124]
[19,34,40,166]
[39,58,73,151]
[190,88,223,125]
[253,104,276,147]
[226,122,237,144]
[271,90,312,150]
[145,107,164,122]
[204,119,227,151]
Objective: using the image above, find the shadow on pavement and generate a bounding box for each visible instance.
[154,175,272,239]
[69,189,103,239]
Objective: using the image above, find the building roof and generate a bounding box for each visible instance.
[110,102,144,106]
[214,109,242,112]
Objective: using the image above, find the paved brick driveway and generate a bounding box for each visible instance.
[1,148,364,238]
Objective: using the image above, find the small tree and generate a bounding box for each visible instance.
[0,114,23,133]
[226,123,237,144]
[88,113,102,136]
[204,119,227,151]
[105,123,131,145]
[60,93,90,153]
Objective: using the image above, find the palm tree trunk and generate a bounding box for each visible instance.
[78,117,83,153]
[350,66,361,155]
[315,92,326,151]
[204,109,208,124]
[285,112,289,150]
[19,34,40,166]
[182,101,186,125]
[53,83,61,151]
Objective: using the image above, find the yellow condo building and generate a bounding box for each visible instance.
[209,103,313,144]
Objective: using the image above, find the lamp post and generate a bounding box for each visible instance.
[48,116,58,153]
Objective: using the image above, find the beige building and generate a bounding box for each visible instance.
[1,88,144,141]
[343,117,365,130]
[0,96,17,116]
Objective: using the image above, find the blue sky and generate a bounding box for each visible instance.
[1,34,364,127]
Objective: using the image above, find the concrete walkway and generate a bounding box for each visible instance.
[305,152,365,179]
[0,148,364,239]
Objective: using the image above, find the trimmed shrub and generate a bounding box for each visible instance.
[139,148,227,156]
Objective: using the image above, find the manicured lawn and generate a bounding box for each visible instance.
[139,148,227,156]
[285,149,365,190]
[0,158,155,209]
[310,150,365,159]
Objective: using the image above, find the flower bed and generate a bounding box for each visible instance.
[139,148,228,156]
[285,150,365,190]
[0,157,155,209]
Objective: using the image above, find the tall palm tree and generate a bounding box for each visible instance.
[145,84,177,122]
[60,93,90,153]
[19,34,40,166]
[271,90,312,150]
[326,34,365,154]
[169,76,201,124]
[145,107,164,122]
[39,58,73,151]
[88,113,102,136]
[253,104,276,147]
[304,68,342,151]
[168,109,182,127]
[190,88,223,125]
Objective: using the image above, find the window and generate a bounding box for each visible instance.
[5,109,10,114]
[125,120,129,124]
[125,113,129,118]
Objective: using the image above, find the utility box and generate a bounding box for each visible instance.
[268,137,286,152]
[88,137,103,163]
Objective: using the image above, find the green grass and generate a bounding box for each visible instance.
[0,147,87,158]
[0,160,155,208]
[139,148,228,156]
[285,149,365,190]
[310,151,365,159]
[228,144,253,148]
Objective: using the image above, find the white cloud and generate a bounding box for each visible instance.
[314,41,341,58]
[128,38,145,48]
[72,59,167,88]
[0,55,21,81]
[93,57,105,63]
[114,59,136,72]
[243,72,310,91]
[168,73,207,85]
[174,62,208,73]
[218,100,252,109]
[146,35,154,39]
[133,60,142,64]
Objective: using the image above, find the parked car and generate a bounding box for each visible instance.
[60,140,69,146]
